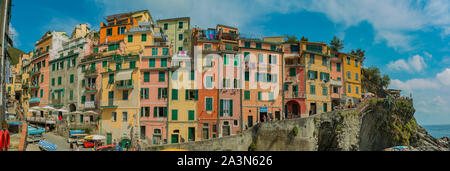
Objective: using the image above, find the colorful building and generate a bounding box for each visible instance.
[340,53,362,107]
[283,41,307,118]
[167,52,197,144]
[301,41,332,115]
[157,17,191,55]
[139,42,172,144]
[330,52,344,110]
[240,37,284,129]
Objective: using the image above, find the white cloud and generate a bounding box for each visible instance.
[424,52,432,58]
[387,55,427,73]
[437,68,450,86]
[92,0,450,52]
[390,78,440,92]
[8,25,19,47]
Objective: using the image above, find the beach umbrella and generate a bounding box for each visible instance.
[84,111,98,115]
[41,106,56,111]
[85,135,105,141]
[30,106,41,110]
[56,109,69,113]
[28,109,37,112]
[70,111,83,115]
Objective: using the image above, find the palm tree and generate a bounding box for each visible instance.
[300,36,308,42]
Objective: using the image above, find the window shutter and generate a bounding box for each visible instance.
[158,88,161,99]
[163,108,167,117]
[153,107,157,117]
[140,107,143,117]
[230,100,233,117]
[194,90,199,100]
[185,90,189,100]
[220,100,224,117]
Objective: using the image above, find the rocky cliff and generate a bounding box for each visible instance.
[145,98,448,151]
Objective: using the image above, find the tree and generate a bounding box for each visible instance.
[285,35,299,43]
[351,48,366,64]
[300,36,308,41]
[361,66,391,97]
[329,36,344,53]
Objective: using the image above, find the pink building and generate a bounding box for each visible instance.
[139,45,172,144]
[283,42,307,118]
[330,53,344,110]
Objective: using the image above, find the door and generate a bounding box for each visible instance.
[106,133,112,145]
[202,127,209,140]
[188,127,195,142]
[171,134,179,144]
[222,122,230,137]
[292,104,298,116]
[311,103,317,115]
[323,103,328,113]
[140,126,146,139]
[275,111,281,120]
[248,116,253,127]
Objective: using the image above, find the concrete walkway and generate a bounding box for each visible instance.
[26,132,92,151]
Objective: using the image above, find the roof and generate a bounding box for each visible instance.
[157,17,190,23]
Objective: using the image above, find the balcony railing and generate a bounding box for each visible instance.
[286,92,306,99]
[83,68,98,76]
[221,32,239,41]
[330,79,343,86]
[29,97,40,103]
[85,101,96,109]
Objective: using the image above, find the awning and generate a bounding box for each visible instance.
[116,70,133,81]
[7,46,25,66]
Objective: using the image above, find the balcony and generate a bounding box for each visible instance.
[84,101,96,109]
[30,82,40,89]
[83,68,98,77]
[84,84,98,93]
[51,99,64,106]
[221,32,239,41]
[330,79,343,86]
[29,69,41,76]
[286,92,306,99]
[116,82,134,89]
[29,97,40,104]
[101,99,118,108]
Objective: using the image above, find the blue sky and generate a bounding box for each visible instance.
[10,0,450,125]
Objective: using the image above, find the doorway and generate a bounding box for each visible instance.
[311,103,317,115]
[222,121,230,137]
[260,112,268,122]
[202,124,209,140]
[188,127,195,142]
[248,116,253,127]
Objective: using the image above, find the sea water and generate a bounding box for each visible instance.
[422,124,450,138]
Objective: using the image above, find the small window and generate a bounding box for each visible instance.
[122,112,128,121]
[178,22,183,29]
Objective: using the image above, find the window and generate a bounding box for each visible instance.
[70,90,73,100]
[40,89,43,98]
[290,68,296,76]
[128,35,133,42]
[310,85,316,95]
[122,112,128,121]
[220,100,233,117]
[108,74,114,84]
[141,34,147,42]
[190,71,195,81]
[107,28,113,36]
[223,54,229,65]
[258,54,264,63]
[144,72,150,82]
[172,110,178,120]
[268,92,274,101]
[323,87,328,96]
[94,48,99,53]
[141,107,150,117]
[161,58,167,67]
[245,71,249,81]
[152,48,158,56]
[309,54,315,64]
[256,43,262,49]
[244,42,251,48]
[159,72,165,82]
[52,64,55,71]
[158,88,168,99]
[348,85,352,93]
[306,45,322,53]
[244,91,250,100]
[41,75,44,83]
[347,57,351,65]
[355,72,359,81]
[205,76,213,89]
[203,43,212,50]
[102,61,107,67]
[225,44,232,51]
[178,34,183,41]
[140,88,149,99]
[323,103,328,113]
[58,77,62,85]
[70,74,74,83]
[118,27,126,35]
[108,44,119,51]
[129,61,136,69]
[116,62,121,70]
[163,48,168,56]
[188,110,195,121]
[322,56,328,66]
[179,22,183,29]
[123,90,128,100]
[355,59,358,67]
[356,86,359,94]
[347,71,352,79]
[234,55,240,66]
[149,59,155,67]
[205,97,213,111]
[172,89,178,100]
[164,23,168,30]
[258,92,262,101]
[52,78,55,86]
[308,71,318,80]
[270,45,276,51]
[336,63,341,72]
[185,90,198,100]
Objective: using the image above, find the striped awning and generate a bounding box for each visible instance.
[116,70,133,81]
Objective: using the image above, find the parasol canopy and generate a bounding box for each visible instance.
[84,135,106,141]
[41,106,56,111]
[84,111,98,115]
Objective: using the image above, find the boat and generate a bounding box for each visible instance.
[38,140,58,151]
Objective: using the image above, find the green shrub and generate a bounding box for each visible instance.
[248,142,257,151]
[336,126,343,132]
[292,126,299,137]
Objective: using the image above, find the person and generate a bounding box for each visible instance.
[126,141,130,151]
[135,140,141,151]
[70,142,73,151]
[113,139,117,146]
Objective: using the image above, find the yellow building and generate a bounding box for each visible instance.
[167,55,198,143]
[301,41,332,114]
[21,53,33,118]
[340,53,362,106]
[157,17,191,54]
